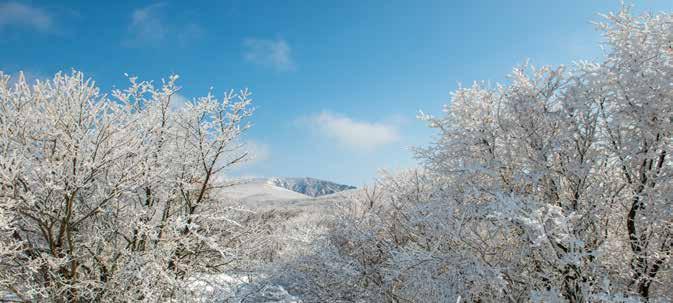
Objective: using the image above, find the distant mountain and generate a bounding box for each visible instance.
[267,177,356,197]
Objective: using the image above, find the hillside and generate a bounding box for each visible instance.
[267,177,356,197]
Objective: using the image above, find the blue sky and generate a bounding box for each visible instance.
[2,0,673,186]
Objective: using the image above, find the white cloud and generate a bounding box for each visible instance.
[0,2,52,32]
[243,38,295,71]
[124,3,203,47]
[124,3,167,46]
[244,140,270,165]
[168,93,190,112]
[308,112,399,151]
[224,140,271,179]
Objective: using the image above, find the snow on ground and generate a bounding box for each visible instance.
[219,179,311,204]
[186,273,301,303]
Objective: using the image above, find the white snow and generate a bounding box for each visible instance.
[219,179,311,203]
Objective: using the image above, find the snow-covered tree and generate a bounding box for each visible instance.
[0,71,253,302]
[416,6,673,301]
[590,9,673,298]
[277,5,673,303]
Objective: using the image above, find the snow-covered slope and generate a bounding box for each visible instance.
[219,179,311,203]
[219,177,356,205]
[267,177,356,197]
[219,177,359,209]
[218,177,362,234]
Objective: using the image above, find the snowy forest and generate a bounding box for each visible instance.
[1,5,673,303]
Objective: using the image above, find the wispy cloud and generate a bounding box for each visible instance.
[243,38,295,71]
[124,3,167,46]
[168,93,190,112]
[225,140,271,179]
[306,112,399,151]
[0,2,52,32]
[124,3,203,47]
[176,23,204,47]
[244,140,270,165]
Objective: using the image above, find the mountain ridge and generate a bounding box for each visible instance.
[266,177,356,197]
